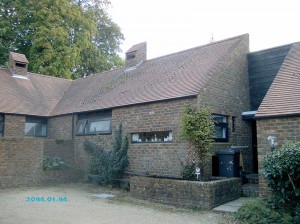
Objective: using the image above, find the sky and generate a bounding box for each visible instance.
[108,0,300,60]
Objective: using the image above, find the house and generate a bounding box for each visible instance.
[2,33,286,190]
[253,43,300,197]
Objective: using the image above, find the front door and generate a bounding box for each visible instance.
[252,120,258,173]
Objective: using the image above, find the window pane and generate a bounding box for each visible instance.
[89,120,111,133]
[25,116,47,136]
[215,126,226,139]
[212,115,227,123]
[41,124,47,136]
[76,120,86,134]
[25,123,36,135]
[212,114,228,142]
[131,131,173,143]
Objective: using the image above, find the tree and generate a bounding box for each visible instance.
[180,106,215,180]
[0,0,124,79]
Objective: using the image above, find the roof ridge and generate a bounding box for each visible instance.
[27,72,73,82]
[249,42,299,54]
[196,34,247,95]
[145,33,249,63]
[75,66,124,81]
[49,80,73,116]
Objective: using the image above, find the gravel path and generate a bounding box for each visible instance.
[0,183,236,224]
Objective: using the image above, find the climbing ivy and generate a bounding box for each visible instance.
[180,106,215,179]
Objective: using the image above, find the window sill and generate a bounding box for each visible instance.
[132,141,173,144]
[76,133,111,136]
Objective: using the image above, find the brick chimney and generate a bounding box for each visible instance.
[9,52,29,77]
[125,42,147,68]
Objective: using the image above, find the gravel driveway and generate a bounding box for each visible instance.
[0,183,235,224]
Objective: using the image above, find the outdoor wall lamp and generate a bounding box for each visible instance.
[267,135,277,152]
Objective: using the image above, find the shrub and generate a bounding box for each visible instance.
[293,203,300,224]
[235,199,293,224]
[43,156,69,170]
[263,141,300,206]
[180,106,215,180]
[180,163,196,180]
[84,123,129,185]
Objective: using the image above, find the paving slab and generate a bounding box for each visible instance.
[213,197,256,213]
[93,193,115,198]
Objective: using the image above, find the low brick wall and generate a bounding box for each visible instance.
[0,137,83,189]
[130,176,241,209]
[41,169,84,185]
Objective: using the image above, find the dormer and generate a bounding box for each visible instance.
[9,52,29,79]
[125,42,147,68]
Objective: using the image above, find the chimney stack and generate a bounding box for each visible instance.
[9,52,29,77]
[125,42,147,68]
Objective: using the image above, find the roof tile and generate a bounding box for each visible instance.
[256,42,300,118]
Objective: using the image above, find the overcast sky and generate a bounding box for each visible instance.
[109,0,300,59]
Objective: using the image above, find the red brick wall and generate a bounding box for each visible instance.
[4,114,25,137]
[196,35,253,173]
[0,137,83,189]
[47,115,74,139]
[0,137,43,188]
[257,116,300,197]
[112,98,196,177]
[43,139,75,164]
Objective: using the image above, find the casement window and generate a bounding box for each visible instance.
[131,131,173,143]
[212,114,228,142]
[76,110,112,135]
[25,116,47,137]
[0,114,4,137]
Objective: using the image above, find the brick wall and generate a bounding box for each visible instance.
[130,176,241,209]
[196,35,253,173]
[43,139,75,164]
[125,42,147,68]
[0,137,83,189]
[0,137,43,188]
[4,114,25,137]
[257,116,300,197]
[47,115,74,139]
[112,98,196,177]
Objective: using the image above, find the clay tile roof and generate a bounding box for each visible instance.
[10,52,29,63]
[256,42,300,118]
[0,70,71,116]
[0,34,248,117]
[126,42,147,53]
[51,34,247,116]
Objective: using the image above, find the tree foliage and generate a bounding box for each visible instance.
[0,0,124,79]
[180,106,215,179]
[263,141,300,206]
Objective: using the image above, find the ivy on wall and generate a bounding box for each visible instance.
[180,106,215,180]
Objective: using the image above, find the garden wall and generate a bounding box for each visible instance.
[0,137,83,189]
[130,176,241,209]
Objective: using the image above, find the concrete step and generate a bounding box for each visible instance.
[242,183,259,197]
[213,197,256,213]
